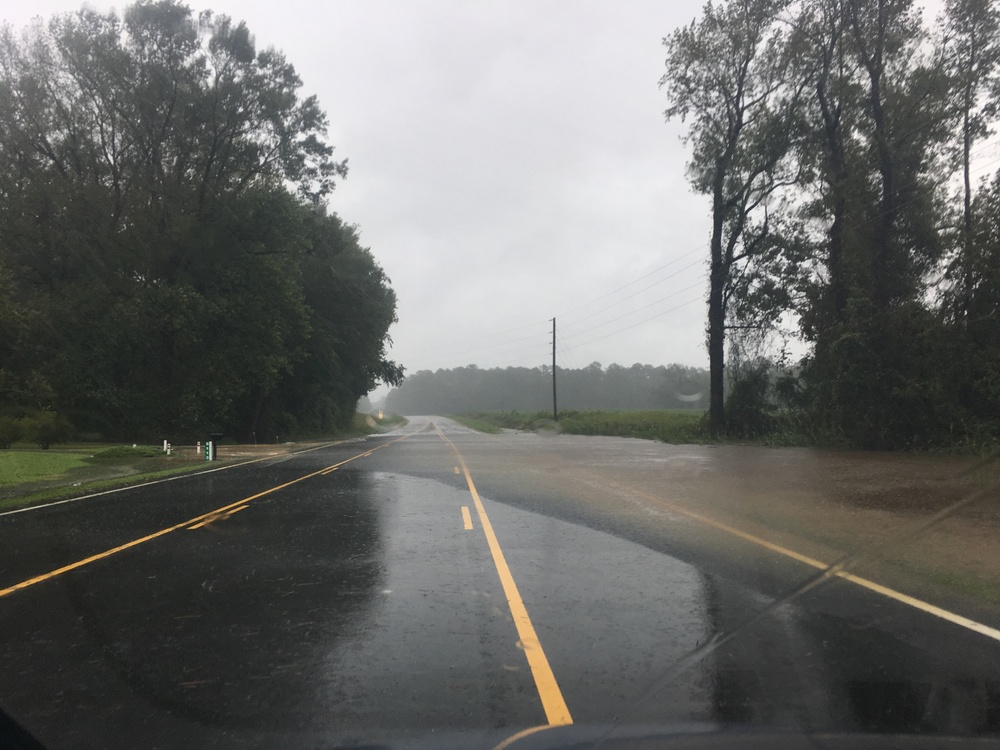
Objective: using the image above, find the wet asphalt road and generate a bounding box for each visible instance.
[0,416,999,749]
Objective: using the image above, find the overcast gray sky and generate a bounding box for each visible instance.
[3,0,955,398]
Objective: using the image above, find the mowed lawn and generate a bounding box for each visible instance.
[0,450,92,486]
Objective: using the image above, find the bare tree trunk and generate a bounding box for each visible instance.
[850,0,898,310]
[870,83,897,311]
[816,60,849,320]
[708,276,727,437]
[960,78,974,321]
[708,176,728,437]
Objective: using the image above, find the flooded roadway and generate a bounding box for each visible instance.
[0,416,998,748]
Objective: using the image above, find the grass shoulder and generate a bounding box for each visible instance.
[0,414,407,513]
[455,409,707,443]
[0,447,218,512]
[449,415,502,434]
[0,461,218,512]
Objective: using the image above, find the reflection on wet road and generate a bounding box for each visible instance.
[0,415,998,748]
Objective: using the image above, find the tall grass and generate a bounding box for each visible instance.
[450,416,502,434]
[560,410,706,443]
[456,410,707,444]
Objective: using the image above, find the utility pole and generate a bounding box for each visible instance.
[551,317,558,421]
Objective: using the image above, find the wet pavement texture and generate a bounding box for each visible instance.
[0,417,998,749]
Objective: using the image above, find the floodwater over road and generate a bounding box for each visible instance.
[0,416,997,748]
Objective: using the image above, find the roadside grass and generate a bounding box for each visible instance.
[0,450,93,486]
[450,415,502,434]
[0,416,399,513]
[460,411,548,431]
[895,563,1000,608]
[90,445,164,459]
[456,409,707,443]
[560,409,706,443]
[0,443,215,511]
[0,461,217,512]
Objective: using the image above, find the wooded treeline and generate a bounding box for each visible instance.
[0,1,402,443]
[662,0,1000,448]
[385,363,709,415]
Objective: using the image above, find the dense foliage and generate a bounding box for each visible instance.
[0,1,401,443]
[386,363,708,415]
[663,0,1000,449]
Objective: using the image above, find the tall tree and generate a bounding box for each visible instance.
[938,0,1000,320]
[662,0,801,436]
[846,0,947,309]
[764,0,952,447]
[660,0,999,448]
[952,173,1000,431]
[0,1,398,441]
[792,0,862,329]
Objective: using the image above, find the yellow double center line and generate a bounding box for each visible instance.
[187,504,250,529]
[0,435,408,600]
[437,428,573,727]
[615,482,1000,643]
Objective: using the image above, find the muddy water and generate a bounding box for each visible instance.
[397,418,1000,736]
[440,425,1000,619]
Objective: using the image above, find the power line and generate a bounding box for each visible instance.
[393,140,1000,375]
[389,244,710,366]
[553,243,707,321]
[400,337,550,373]
[558,256,706,332]
[394,319,551,358]
[560,277,707,344]
[560,295,705,353]
[969,155,1000,179]
[552,147,1000,359]
[394,334,549,370]
[555,340,579,371]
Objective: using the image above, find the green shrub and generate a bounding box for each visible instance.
[725,366,774,439]
[0,416,19,449]
[17,412,75,449]
[90,445,163,459]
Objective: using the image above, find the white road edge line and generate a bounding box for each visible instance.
[0,439,353,518]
